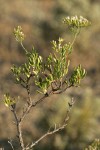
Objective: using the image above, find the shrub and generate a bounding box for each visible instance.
[2,16,91,150]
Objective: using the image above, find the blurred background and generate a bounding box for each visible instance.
[0,0,100,149]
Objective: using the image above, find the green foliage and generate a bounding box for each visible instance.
[2,16,92,150]
[3,93,16,109]
[0,1,99,149]
[85,139,100,150]
[11,16,90,95]
[11,47,43,88]
[69,64,86,86]
[46,38,70,80]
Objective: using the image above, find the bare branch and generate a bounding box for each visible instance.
[8,138,15,150]
[25,119,68,150]
[25,97,75,150]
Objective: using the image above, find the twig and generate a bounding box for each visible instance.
[25,97,75,150]
[53,84,73,94]
[25,120,68,150]
[20,76,73,123]
[14,81,74,149]
[8,138,15,150]
[20,94,48,123]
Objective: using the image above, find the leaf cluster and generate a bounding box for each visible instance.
[69,65,86,86]
[11,16,88,95]
[85,139,100,150]
[11,47,43,88]
[3,93,16,109]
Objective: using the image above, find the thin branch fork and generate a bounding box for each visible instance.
[20,78,73,123]
[25,118,69,150]
[20,94,48,122]
[12,82,73,150]
[11,94,50,150]
[19,82,69,123]
[25,98,75,150]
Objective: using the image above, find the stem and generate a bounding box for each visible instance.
[26,122,68,150]
[8,139,15,150]
[20,103,33,122]
[17,123,25,150]
[12,109,25,150]
[25,98,75,150]
[26,76,32,104]
[20,80,73,122]
[70,28,80,52]
[21,42,28,54]
[20,94,48,122]
[17,79,73,149]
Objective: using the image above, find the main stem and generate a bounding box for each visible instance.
[12,110,25,150]
[17,122,25,150]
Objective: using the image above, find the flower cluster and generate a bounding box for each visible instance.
[14,26,25,43]
[63,16,91,28]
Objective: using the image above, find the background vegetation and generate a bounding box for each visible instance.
[0,0,100,149]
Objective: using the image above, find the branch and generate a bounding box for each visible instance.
[53,84,73,94]
[8,138,15,150]
[25,118,69,150]
[19,94,48,122]
[25,97,75,150]
[19,83,73,123]
[11,109,25,150]
[16,83,74,149]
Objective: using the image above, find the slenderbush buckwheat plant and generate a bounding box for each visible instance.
[3,16,91,150]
